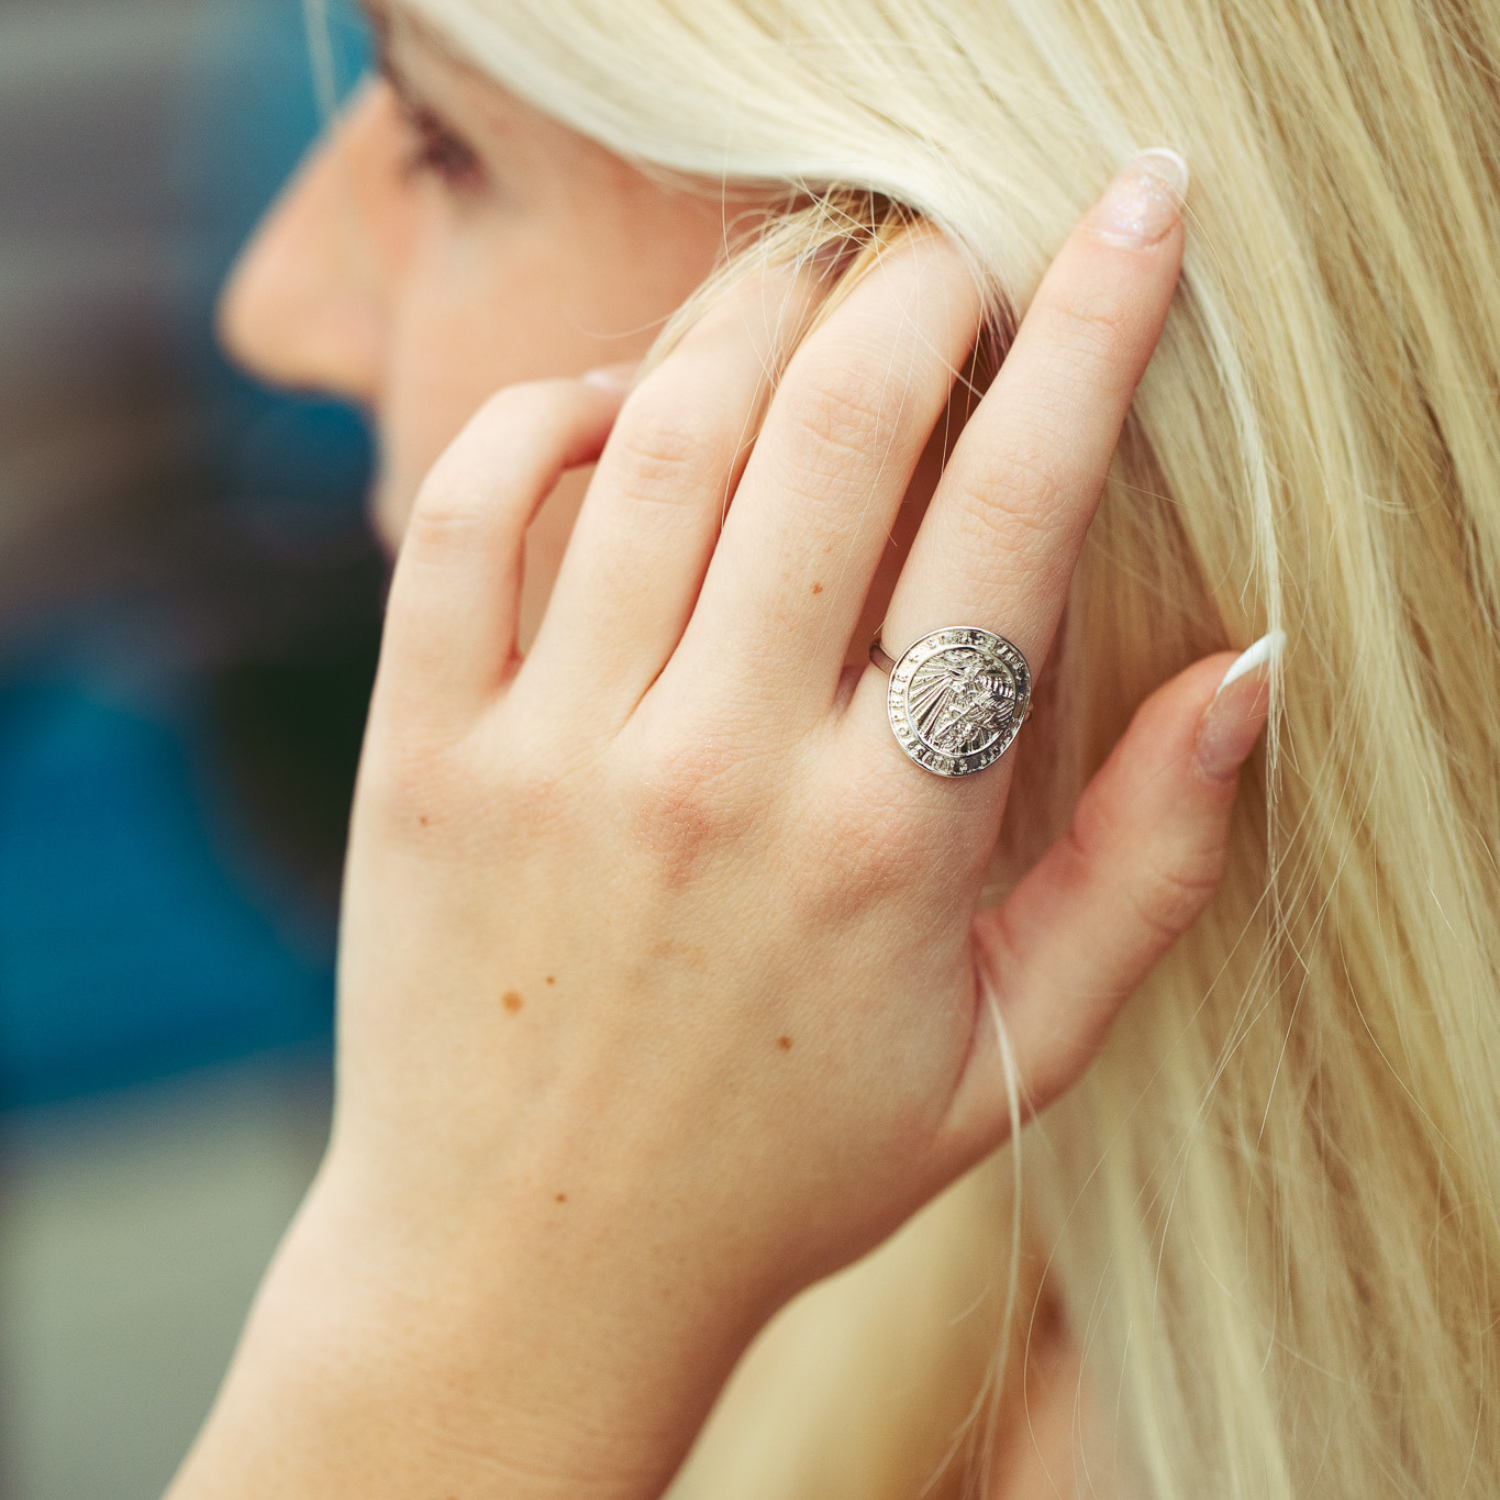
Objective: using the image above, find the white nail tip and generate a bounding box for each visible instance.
[1215,630,1286,695]
[1133,147,1190,196]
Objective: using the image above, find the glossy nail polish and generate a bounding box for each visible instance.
[1196,629,1285,781]
[1089,149,1190,249]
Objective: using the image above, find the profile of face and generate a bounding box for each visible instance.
[218,11,757,644]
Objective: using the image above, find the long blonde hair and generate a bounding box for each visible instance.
[385,0,1500,1492]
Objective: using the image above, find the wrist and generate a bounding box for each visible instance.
[171,1160,761,1500]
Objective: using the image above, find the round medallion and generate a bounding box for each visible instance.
[884,627,1031,778]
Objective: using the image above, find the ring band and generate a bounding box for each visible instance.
[869,626,1032,778]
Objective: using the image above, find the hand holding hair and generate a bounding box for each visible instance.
[171,151,1271,1500]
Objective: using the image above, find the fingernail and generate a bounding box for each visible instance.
[1196,629,1284,782]
[1214,629,1286,696]
[581,362,637,392]
[1088,148,1189,249]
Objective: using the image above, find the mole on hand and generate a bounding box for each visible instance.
[502,990,524,1014]
[545,975,556,985]
[777,1035,793,1051]
[555,1192,568,1204]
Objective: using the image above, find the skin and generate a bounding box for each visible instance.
[219,25,930,668]
[175,12,1274,1498]
[219,32,779,644]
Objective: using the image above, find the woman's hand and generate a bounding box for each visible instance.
[172,153,1270,1500]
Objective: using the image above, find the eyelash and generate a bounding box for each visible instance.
[399,104,485,192]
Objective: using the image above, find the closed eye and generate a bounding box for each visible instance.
[396,98,486,192]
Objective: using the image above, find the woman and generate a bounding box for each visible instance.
[169,0,1500,1495]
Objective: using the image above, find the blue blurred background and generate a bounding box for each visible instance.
[1,0,377,1108]
[0,0,383,1492]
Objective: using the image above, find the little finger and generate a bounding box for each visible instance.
[375,379,627,730]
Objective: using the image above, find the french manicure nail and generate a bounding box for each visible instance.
[1214,629,1286,696]
[1089,148,1189,249]
[581,362,638,392]
[1196,629,1285,782]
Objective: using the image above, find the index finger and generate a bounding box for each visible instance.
[873,150,1188,679]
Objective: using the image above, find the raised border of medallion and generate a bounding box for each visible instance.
[884,626,1032,778]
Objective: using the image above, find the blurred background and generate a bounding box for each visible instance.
[0,0,382,1492]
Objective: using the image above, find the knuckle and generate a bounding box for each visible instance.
[843,816,928,893]
[947,438,1071,553]
[787,362,895,465]
[624,731,760,887]
[1069,789,1227,944]
[401,380,587,558]
[605,410,717,502]
[500,737,571,811]
[403,482,486,556]
[358,729,472,841]
[359,714,585,852]
[1031,291,1131,368]
[1128,850,1226,943]
[405,440,534,555]
[820,764,932,893]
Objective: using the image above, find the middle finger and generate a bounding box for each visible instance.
[665,232,983,721]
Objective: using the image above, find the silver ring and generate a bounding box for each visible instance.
[868,626,1032,778]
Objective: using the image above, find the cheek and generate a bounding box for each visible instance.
[371,242,559,543]
[369,229,670,548]
[364,184,728,600]
[369,237,599,650]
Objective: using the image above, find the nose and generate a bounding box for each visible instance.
[218,79,410,406]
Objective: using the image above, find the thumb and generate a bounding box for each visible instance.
[937,633,1282,1162]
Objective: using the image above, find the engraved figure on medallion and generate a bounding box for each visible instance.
[906,647,1016,757]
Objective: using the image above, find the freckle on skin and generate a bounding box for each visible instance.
[503,991,524,1013]
[777,1035,793,1051]
[556,1193,567,1203]
[545,975,556,985]
[419,815,429,827]
[811,581,823,595]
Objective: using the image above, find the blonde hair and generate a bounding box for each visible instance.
[389,0,1500,1493]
